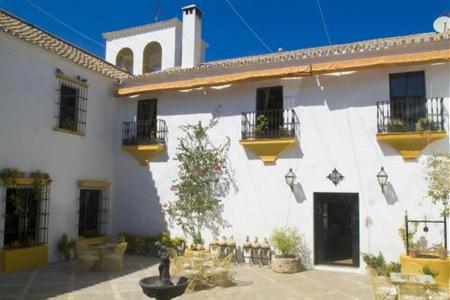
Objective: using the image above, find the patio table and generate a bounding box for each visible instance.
[89,243,116,271]
[390,272,436,285]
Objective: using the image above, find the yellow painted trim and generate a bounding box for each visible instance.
[122,144,165,166]
[400,253,450,285]
[12,178,51,185]
[377,131,447,159]
[239,138,296,164]
[77,180,111,188]
[0,245,48,272]
[54,127,84,137]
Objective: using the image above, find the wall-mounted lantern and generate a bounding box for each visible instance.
[285,168,296,190]
[376,167,388,193]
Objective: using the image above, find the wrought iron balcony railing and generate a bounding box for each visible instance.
[241,108,299,140]
[122,119,167,145]
[377,98,446,133]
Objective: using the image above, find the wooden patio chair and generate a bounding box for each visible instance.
[367,270,397,300]
[205,254,233,287]
[75,243,99,272]
[398,282,428,300]
[429,282,450,300]
[103,242,127,271]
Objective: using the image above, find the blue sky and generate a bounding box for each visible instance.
[1,0,448,62]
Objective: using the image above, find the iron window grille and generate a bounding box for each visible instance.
[77,186,110,237]
[55,74,87,135]
[122,119,168,145]
[377,97,446,133]
[241,108,299,140]
[0,182,50,249]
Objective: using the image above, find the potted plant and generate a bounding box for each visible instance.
[386,118,406,132]
[416,117,439,132]
[270,227,301,273]
[57,234,75,261]
[30,170,50,180]
[422,265,439,278]
[436,246,447,260]
[0,168,25,185]
[254,114,268,138]
[163,118,234,249]
[362,252,386,276]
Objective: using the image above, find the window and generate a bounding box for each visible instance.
[255,86,284,136]
[136,99,158,143]
[116,48,134,74]
[256,86,283,111]
[78,186,109,237]
[1,183,50,249]
[143,42,162,73]
[389,71,426,120]
[56,73,87,135]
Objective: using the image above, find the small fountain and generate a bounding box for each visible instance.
[139,241,189,300]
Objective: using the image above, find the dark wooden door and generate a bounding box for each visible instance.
[314,193,359,267]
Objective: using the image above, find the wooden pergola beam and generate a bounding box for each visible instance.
[115,49,450,97]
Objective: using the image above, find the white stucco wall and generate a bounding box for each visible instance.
[113,60,450,271]
[0,33,117,261]
[105,24,181,75]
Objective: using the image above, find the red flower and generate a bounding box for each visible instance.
[214,164,221,172]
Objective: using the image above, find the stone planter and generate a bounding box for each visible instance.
[271,256,300,273]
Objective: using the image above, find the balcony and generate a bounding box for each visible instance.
[376,98,447,159]
[239,109,299,164]
[121,120,167,165]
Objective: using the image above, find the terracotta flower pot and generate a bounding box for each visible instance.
[409,249,418,258]
[271,256,301,274]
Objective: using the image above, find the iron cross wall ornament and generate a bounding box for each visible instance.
[327,168,345,186]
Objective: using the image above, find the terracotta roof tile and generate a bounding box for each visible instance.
[0,9,129,82]
[126,31,450,82]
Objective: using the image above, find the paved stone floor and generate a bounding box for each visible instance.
[0,255,372,299]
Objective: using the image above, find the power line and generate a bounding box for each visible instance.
[223,0,274,53]
[314,0,332,45]
[26,0,105,50]
[25,0,159,72]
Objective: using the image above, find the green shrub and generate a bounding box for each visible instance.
[416,117,439,132]
[57,234,75,261]
[422,265,439,278]
[362,252,386,274]
[386,118,406,132]
[362,252,401,276]
[270,227,301,258]
[171,237,185,247]
[385,261,401,276]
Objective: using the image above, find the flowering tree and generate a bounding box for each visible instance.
[164,118,233,246]
[425,153,450,216]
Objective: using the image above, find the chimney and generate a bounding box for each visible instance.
[181,4,203,68]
